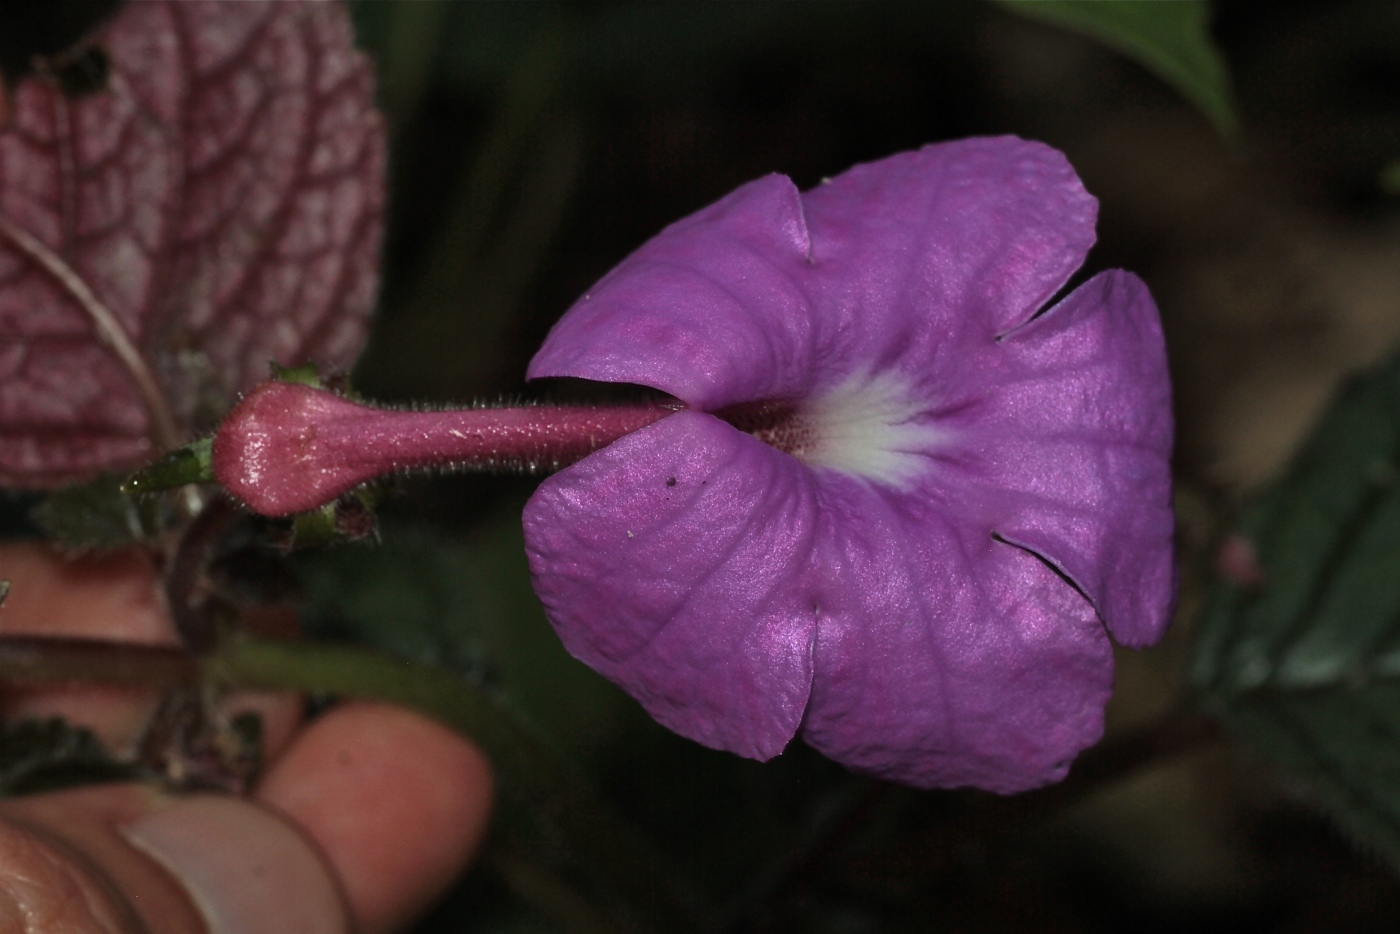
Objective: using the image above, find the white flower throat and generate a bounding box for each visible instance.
[718,371,945,488]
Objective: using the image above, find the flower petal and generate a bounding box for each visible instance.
[522,411,819,759]
[797,474,1113,792]
[938,270,1175,647]
[530,138,1098,409]
[799,136,1098,385]
[528,176,816,409]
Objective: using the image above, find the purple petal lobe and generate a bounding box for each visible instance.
[523,411,819,759]
[528,175,816,408]
[799,137,1098,367]
[530,137,1098,413]
[949,271,1175,647]
[796,477,1112,792]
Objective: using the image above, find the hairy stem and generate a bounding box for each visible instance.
[214,380,679,515]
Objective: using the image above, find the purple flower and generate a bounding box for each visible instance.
[523,137,1175,792]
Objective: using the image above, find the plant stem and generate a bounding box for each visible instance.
[163,497,243,652]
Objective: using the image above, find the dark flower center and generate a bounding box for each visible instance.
[715,400,816,457]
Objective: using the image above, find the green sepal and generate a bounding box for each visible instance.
[268,361,325,388]
[121,437,214,496]
[278,488,381,551]
[289,503,340,549]
[267,362,364,402]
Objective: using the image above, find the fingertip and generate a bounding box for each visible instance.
[255,702,493,934]
[0,818,133,933]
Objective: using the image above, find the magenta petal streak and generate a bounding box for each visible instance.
[525,137,1176,792]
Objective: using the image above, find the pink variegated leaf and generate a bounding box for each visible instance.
[0,0,384,486]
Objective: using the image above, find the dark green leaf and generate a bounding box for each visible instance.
[0,717,135,796]
[1381,158,1400,196]
[32,472,161,551]
[292,506,630,755]
[997,0,1239,139]
[1191,349,1400,865]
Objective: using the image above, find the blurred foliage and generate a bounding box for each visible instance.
[31,472,159,552]
[1193,349,1400,868]
[997,0,1239,139]
[0,717,135,795]
[1383,158,1400,196]
[294,503,635,760]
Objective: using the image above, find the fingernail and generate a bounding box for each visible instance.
[122,795,349,934]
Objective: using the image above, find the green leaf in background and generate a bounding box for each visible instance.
[997,0,1239,140]
[293,503,637,761]
[1381,158,1400,196]
[33,472,161,551]
[1191,349,1400,866]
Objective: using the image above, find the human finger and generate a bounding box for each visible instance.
[256,702,494,934]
